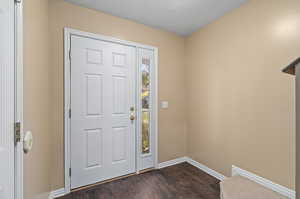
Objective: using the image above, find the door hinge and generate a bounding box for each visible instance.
[69,168,71,177]
[69,109,71,118]
[69,49,72,60]
[14,122,21,144]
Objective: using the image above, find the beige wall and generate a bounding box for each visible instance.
[185,0,299,189]
[49,0,187,190]
[296,64,300,198]
[24,0,52,198]
[23,0,297,195]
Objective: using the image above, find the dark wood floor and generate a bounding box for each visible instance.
[58,163,220,199]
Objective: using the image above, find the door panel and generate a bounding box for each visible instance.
[86,74,103,116]
[0,0,15,198]
[85,128,103,168]
[71,35,136,189]
[112,76,126,114]
[112,127,127,163]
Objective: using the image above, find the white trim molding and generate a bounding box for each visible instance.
[186,158,226,181]
[158,157,188,169]
[232,165,296,199]
[14,0,24,199]
[154,49,159,170]
[54,157,226,197]
[52,158,295,199]
[48,188,66,199]
[158,157,226,181]
[63,27,71,195]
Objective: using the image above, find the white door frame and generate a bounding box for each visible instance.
[0,0,22,198]
[64,28,158,194]
[15,0,24,199]
[12,0,24,199]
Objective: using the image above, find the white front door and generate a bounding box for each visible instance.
[70,35,136,189]
[0,0,15,198]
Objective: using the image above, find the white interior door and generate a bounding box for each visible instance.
[0,0,15,198]
[70,35,136,189]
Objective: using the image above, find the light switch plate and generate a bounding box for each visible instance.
[161,101,169,109]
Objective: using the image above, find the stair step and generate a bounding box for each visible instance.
[220,175,287,199]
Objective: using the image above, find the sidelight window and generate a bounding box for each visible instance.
[141,58,151,154]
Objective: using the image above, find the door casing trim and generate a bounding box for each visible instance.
[14,1,24,199]
[63,28,159,194]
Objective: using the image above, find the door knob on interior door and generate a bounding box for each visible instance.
[23,131,33,154]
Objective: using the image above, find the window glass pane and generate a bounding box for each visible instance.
[142,90,149,109]
[142,111,150,154]
[142,72,150,90]
[141,58,150,154]
[142,58,150,91]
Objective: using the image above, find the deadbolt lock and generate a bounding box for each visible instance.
[130,115,135,121]
[130,107,135,121]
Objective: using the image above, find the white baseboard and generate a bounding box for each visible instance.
[158,157,226,181]
[48,188,66,199]
[158,157,188,169]
[52,159,294,199]
[186,157,226,181]
[232,165,296,199]
[49,157,189,198]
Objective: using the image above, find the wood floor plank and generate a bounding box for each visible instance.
[58,163,220,199]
